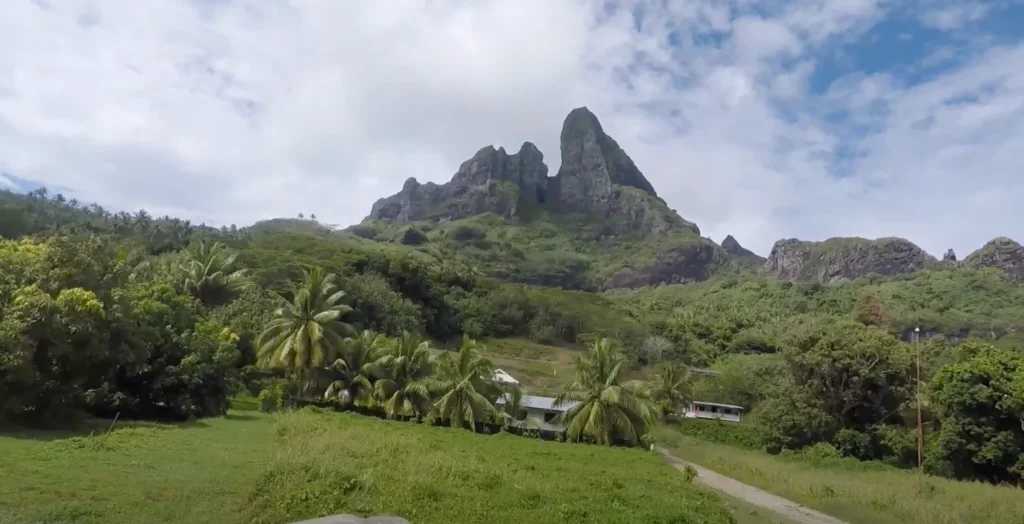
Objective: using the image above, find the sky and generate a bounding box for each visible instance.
[2,0,1023,258]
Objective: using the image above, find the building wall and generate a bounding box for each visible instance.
[523,407,565,431]
[683,405,742,423]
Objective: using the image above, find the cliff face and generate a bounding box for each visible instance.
[552,107,658,211]
[763,237,933,282]
[368,143,547,223]
[366,107,697,237]
[965,237,1024,280]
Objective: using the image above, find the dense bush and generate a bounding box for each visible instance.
[0,236,238,423]
[667,419,762,450]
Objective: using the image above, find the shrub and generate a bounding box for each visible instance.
[452,225,487,244]
[400,227,428,245]
[681,464,698,483]
[802,441,842,460]
[669,419,762,450]
[258,381,287,413]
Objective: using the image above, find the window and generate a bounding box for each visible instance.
[543,412,557,423]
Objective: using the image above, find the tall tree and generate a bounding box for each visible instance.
[649,362,694,420]
[180,239,250,306]
[929,342,1024,484]
[427,336,500,430]
[324,330,385,407]
[371,331,434,419]
[554,337,658,445]
[256,268,353,384]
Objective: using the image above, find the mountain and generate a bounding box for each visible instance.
[721,235,763,261]
[367,107,697,237]
[964,237,1024,280]
[360,107,1024,288]
[763,237,935,283]
[359,107,717,290]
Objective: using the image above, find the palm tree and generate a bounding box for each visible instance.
[371,332,434,419]
[649,363,694,420]
[554,337,659,446]
[133,209,152,233]
[180,239,250,306]
[324,330,385,406]
[427,336,500,430]
[256,268,354,391]
[496,383,538,428]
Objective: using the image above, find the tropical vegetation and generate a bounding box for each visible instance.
[1,184,1023,523]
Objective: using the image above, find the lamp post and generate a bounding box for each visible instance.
[915,326,923,493]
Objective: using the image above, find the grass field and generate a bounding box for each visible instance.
[463,338,652,396]
[0,398,735,524]
[654,426,1024,524]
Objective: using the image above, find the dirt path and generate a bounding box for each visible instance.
[657,447,849,524]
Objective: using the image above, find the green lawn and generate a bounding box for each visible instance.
[654,426,1024,524]
[0,400,734,524]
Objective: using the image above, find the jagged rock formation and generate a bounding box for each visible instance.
[764,237,933,282]
[965,237,1024,280]
[721,235,762,261]
[551,107,657,208]
[368,143,546,222]
[366,107,697,237]
[943,249,957,262]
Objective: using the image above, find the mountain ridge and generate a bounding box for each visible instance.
[358,107,1024,288]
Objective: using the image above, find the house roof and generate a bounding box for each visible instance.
[692,400,745,410]
[496,394,579,412]
[493,368,519,384]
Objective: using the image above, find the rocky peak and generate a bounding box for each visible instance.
[964,237,1024,280]
[365,106,698,238]
[721,235,760,259]
[553,107,658,212]
[764,237,932,282]
[368,142,547,222]
[943,248,957,262]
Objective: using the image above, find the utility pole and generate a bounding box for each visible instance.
[915,326,923,494]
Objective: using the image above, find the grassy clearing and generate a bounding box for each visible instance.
[654,427,1024,524]
[482,338,580,395]
[474,338,653,396]
[0,399,734,524]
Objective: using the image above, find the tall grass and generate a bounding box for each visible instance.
[654,426,1024,524]
[247,408,733,524]
[0,403,735,524]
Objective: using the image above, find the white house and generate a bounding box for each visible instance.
[495,393,579,432]
[493,368,519,385]
[682,401,744,423]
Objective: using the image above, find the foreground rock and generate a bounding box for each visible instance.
[763,237,933,282]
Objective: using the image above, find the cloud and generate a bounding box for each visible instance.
[0,0,1022,258]
[920,2,993,30]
